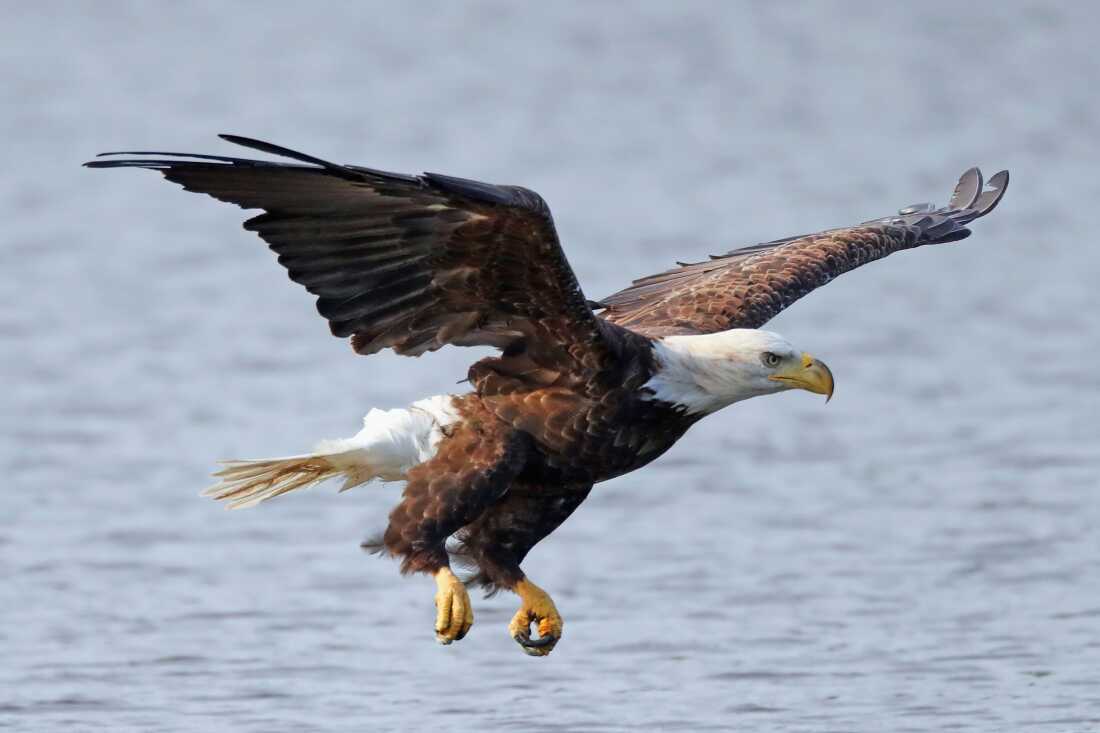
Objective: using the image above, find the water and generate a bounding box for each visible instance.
[4,3,1100,731]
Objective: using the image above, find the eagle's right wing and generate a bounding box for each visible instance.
[598,168,1008,337]
[87,135,611,373]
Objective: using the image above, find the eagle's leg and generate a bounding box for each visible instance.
[455,483,593,657]
[377,415,531,646]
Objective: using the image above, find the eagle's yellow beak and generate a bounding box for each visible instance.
[768,352,835,402]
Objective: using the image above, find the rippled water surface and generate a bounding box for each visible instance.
[4,3,1100,731]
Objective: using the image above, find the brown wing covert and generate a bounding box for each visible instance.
[598,168,1008,336]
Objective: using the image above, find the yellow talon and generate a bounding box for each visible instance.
[508,578,563,657]
[433,567,474,644]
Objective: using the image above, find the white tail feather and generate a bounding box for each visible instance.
[203,395,460,510]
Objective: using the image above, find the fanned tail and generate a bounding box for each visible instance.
[201,395,462,510]
[204,453,376,510]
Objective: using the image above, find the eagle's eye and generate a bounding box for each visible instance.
[761,352,782,368]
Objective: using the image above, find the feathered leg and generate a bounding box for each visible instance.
[455,484,592,656]
[378,417,531,645]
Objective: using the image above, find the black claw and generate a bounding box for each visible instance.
[513,631,558,655]
[522,634,557,648]
[514,634,556,657]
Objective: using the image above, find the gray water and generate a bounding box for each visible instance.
[4,3,1100,731]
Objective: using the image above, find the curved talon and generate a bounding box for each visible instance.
[510,620,560,657]
[522,633,557,647]
[515,635,559,657]
[517,632,558,649]
[433,567,474,645]
[508,578,563,657]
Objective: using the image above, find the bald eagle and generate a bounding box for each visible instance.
[86,136,1008,656]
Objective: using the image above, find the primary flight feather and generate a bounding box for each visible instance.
[86,136,1008,655]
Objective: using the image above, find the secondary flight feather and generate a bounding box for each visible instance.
[86,136,1008,656]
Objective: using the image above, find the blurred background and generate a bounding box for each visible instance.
[3,2,1099,731]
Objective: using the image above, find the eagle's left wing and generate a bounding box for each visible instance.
[87,135,616,375]
[598,168,1008,337]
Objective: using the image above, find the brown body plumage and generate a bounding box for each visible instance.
[86,136,1008,655]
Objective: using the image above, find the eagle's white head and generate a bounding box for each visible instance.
[642,329,834,415]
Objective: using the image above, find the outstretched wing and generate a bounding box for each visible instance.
[598,168,1009,337]
[86,135,607,368]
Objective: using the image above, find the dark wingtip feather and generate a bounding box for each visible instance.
[973,170,1009,216]
[948,167,983,210]
[218,134,362,180]
[84,137,372,178]
[860,165,1009,245]
[95,149,254,163]
[85,150,250,169]
[83,159,168,170]
[921,166,1009,243]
